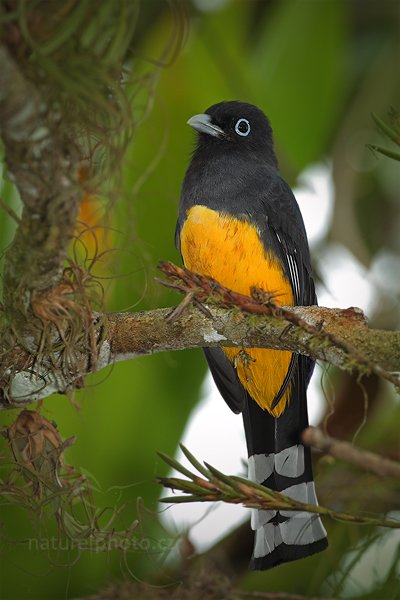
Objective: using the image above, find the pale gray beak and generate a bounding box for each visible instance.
[187,113,225,138]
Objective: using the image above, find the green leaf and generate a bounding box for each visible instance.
[367,144,400,162]
[203,461,240,492]
[179,444,212,479]
[371,112,400,145]
[156,451,197,480]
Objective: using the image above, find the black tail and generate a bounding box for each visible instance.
[242,356,328,570]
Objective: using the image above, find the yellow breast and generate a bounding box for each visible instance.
[180,205,294,416]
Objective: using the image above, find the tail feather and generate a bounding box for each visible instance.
[242,356,328,570]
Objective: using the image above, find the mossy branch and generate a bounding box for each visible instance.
[157,444,400,530]
[157,262,400,389]
[0,3,143,404]
[0,43,82,306]
[1,274,399,407]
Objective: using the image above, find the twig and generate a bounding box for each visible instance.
[302,427,400,479]
[157,445,400,530]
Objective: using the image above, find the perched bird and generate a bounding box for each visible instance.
[176,101,327,570]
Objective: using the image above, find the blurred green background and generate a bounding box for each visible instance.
[0,1,399,598]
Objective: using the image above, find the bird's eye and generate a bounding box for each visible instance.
[234,118,251,137]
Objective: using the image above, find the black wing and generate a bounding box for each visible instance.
[258,175,317,397]
[259,175,316,307]
[203,347,245,413]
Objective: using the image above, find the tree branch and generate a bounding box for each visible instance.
[302,427,400,479]
[1,300,399,407]
[0,44,82,313]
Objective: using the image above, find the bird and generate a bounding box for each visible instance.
[175,101,328,570]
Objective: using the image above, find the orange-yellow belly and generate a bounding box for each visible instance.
[180,205,294,417]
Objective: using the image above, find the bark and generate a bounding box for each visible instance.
[1,303,399,407]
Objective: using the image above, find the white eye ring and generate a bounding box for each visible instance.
[235,118,251,137]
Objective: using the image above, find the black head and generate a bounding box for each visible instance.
[187,101,277,168]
